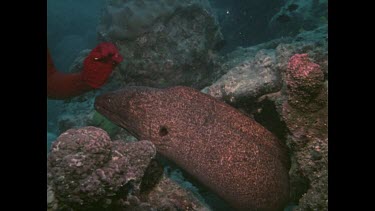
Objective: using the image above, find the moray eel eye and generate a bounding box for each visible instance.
[159,126,168,136]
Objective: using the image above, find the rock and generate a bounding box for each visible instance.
[280,102,328,211]
[47,126,159,210]
[98,0,224,89]
[251,51,328,210]
[268,0,328,38]
[143,175,210,211]
[278,54,327,210]
[204,25,327,108]
[205,49,282,107]
[98,0,213,41]
[286,53,326,111]
[47,185,57,210]
[275,25,328,75]
[47,126,210,210]
[203,25,328,210]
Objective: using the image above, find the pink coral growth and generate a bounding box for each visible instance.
[287,54,321,79]
[286,54,324,109]
[286,54,323,91]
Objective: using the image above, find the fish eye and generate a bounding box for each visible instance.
[159,126,168,136]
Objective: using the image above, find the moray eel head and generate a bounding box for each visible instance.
[94,86,161,140]
[95,86,290,210]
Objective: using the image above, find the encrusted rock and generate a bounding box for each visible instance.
[286,53,325,111]
[204,25,328,210]
[268,0,328,38]
[204,49,282,107]
[98,0,224,89]
[47,126,158,210]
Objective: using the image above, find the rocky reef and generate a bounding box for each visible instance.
[203,24,328,210]
[268,0,328,38]
[51,25,328,210]
[48,0,328,207]
[47,126,207,210]
[97,0,224,89]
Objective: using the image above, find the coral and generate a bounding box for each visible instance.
[47,126,158,210]
[142,175,209,211]
[47,126,210,210]
[88,111,120,137]
[203,26,328,210]
[281,101,328,211]
[286,53,325,111]
[280,54,327,211]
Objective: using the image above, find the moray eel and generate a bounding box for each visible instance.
[95,86,290,211]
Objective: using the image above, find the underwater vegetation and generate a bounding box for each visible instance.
[88,111,120,138]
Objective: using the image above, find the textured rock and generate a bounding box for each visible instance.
[281,54,327,210]
[204,49,282,107]
[286,53,325,111]
[244,51,328,210]
[98,0,210,40]
[203,25,328,210]
[47,126,158,210]
[139,175,209,211]
[281,98,328,211]
[95,86,290,211]
[98,0,223,89]
[268,0,328,38]
[203,25,327,107]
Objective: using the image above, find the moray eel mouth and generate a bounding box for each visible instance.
[94,93,115,118]
[95,93,127,129]
[94,91,142,139]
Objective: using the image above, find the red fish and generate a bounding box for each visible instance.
[47,42,123,99]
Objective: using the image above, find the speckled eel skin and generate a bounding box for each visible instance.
[95,86,290,211]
